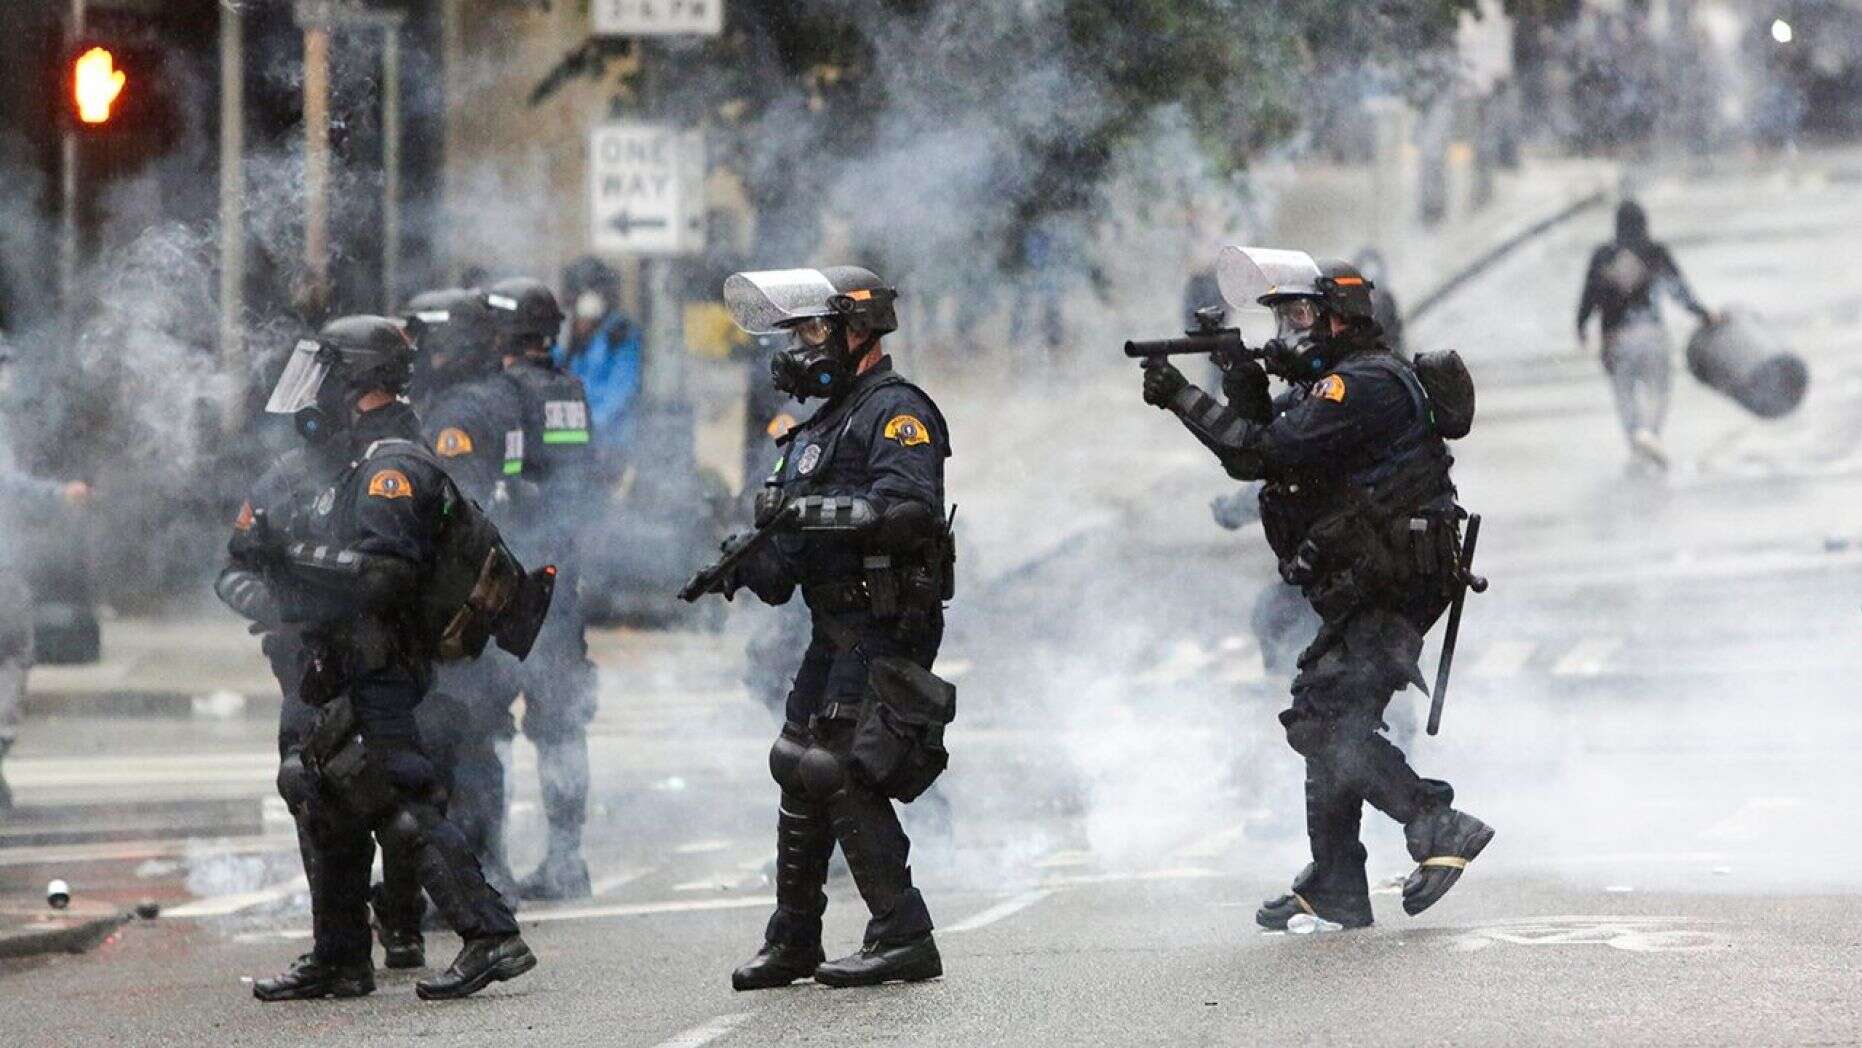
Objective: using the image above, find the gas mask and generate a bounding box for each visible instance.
[770,315,856,401]
[1265,297,1332,381]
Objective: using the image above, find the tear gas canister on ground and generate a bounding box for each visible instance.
[1684,311,1808,419]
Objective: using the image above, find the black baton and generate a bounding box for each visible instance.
[1427,513,1487,736]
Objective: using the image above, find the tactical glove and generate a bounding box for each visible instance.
[1141,362,1188,408]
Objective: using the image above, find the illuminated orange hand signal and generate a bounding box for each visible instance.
[74,47,127,125]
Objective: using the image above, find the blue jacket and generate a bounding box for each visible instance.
[552,312,641,450]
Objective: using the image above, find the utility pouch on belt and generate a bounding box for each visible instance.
[303,696,398,822]
[851,656,957,802]
[298,640,349,708]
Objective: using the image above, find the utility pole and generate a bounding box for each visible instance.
[60,0,87,310]
[219,0,246,405]
[381,27,402,311]
[294,1,407,316]
[301,16,331,314]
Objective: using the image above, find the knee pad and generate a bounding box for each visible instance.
[276,753,315,812]
[796,746,846,801]
[376,808,424,853]
[769,729,808,791]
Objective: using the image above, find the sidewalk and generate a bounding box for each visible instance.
[0,900,129,960]
[24,614,276,719]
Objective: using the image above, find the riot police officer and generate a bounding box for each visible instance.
[703,266,954,989]
[1139,247,1492,930]
[482,277,601,900]
[400,287,525,915]
[244,316,536,1001]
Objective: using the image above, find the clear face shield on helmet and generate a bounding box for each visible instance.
[724,269,859,400]
[1215,245,1325,313]
[264,339,334,415]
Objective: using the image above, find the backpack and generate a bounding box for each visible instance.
[1412,350,1475,440]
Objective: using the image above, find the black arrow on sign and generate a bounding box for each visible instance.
[609,210,671,236]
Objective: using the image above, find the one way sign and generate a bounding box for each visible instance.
[588,123,706,256]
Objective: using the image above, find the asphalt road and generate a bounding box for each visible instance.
[6,152,1862,1045]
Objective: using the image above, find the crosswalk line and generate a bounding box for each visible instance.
[1552,637,1623,677]
[166,874,309,918]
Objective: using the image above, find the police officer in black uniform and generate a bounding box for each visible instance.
[382,289,529,923]
[244,316,536,1001]
[704,266,953,990]
[481,277,601,900]
[1140,247,1493,930]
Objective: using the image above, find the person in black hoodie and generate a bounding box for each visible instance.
[1577,200,1716,470]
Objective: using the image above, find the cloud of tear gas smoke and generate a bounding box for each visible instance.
[0,27,396,607]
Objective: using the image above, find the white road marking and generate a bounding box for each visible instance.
[1170,826,1247,861]
[520,895,777,924]
[166,874,309,918]
[1032,849,1094,869]
[1039,867,1222,888]
[1551,637,1622,677]
[650,1012,754,1048]
[1470,639,1536,678]
[674,839,732,855]
[239,894,783,944]
[592,867,653,896]
[943,890,1054,934]
[1449,915,1730,954]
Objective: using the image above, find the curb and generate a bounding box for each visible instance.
[22,689,281,720]
[0,911,132,960]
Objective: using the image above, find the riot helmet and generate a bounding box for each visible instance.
[723,266,898,401]
[1217,245,1378,379]
[484,277,566,355]
[265,315,415,444]
[405,287,495,394]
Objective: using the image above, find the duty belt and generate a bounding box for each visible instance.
[813,701,866,724]
[802,578,869,613]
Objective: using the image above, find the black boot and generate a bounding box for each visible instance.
[252,953,374,1002]
[1400,807,1494,916]
[370,882,426,969]
[731,942,827,991]
[519,741,592,901]
[516,849,590,901]
[415,934,537,1000]
[814,934,942,988]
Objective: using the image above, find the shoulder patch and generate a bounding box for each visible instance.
[233,500,254,531]
[367,468,415,500]
[434,427,475,458]
[882,414,932,447]
[1312,375,1347,403]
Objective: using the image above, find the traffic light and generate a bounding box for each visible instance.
[72,46,128,126]
[59,11,176,142]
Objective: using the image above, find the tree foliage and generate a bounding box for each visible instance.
[547,0,1479,273]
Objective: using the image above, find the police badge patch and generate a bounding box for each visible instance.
[434,427,474,457]
[882,414,931,447]
[367,469,414,500]
[797,444,823,475]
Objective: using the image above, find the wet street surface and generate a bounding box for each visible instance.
[7,156,1862,1045]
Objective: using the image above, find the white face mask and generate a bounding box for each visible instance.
[574,291,607,322]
